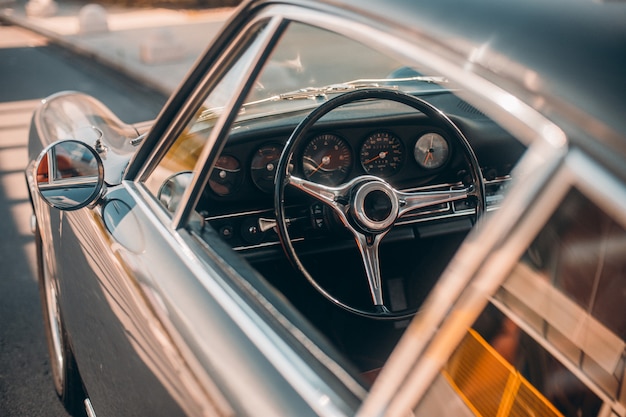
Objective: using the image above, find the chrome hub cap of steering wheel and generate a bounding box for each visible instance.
[351,181,398,233]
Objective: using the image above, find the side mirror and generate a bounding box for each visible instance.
[35,140,105,210]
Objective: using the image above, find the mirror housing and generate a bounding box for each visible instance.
[35,140,105,211]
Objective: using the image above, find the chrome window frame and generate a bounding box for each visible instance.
[170,15,291,229]
[126,7,371,416]
[133,14,285,229]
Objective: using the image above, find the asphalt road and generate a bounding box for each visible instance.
[0,24,166,416]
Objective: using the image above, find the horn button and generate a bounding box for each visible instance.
[351,181,398,232]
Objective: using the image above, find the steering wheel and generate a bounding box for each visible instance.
[274,88,485,319]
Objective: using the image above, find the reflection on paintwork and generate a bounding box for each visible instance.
[63,211,226,416]
[102,199,145,253]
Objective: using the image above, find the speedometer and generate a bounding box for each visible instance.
[360,131,404,176]
[302,134,352,185]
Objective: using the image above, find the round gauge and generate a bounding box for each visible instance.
[251,143,283,193]
[209,154,242,196]
[360,131,404,176]
[414,132,449,169]
[302,133,352,185]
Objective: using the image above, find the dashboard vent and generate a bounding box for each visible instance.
[457,100,487,118]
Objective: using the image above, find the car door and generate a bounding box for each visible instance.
[53,8,367,417]
[48,21,271,417]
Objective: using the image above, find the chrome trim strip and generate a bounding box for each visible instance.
[233,237,304,252]
[205,207,277,221]
[206,178,508,222]
[84,399,96,417]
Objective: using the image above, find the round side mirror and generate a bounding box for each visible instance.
[35,140,105,211]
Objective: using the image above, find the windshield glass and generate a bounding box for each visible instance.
[235,22,447,119]
[253,23,402,97]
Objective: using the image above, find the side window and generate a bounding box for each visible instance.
[142,21,270,212]
[431,188,626,417]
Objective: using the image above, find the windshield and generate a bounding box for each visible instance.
[233,22,447,119]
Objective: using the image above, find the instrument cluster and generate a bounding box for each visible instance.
[208,126,453,198]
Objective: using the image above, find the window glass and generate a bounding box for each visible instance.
[143,22,270,212]
[497,188,626,405]
[419,188,626,417]
[194,21,445,217]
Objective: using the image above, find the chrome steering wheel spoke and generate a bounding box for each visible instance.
[287,174,386,225]
[396,185,473,218]
[353,231,387,306]
[289,173,391,308]
[287,174,350,211]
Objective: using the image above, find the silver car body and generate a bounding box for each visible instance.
[25,0,626,416]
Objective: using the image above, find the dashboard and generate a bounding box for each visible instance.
[196,93,525,258]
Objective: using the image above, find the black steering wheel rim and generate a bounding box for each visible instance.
[274,88,485,320]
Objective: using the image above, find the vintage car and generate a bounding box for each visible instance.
[25,0,626,416]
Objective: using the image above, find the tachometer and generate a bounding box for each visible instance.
[302,134,352,185]
[360,131,404,176]
[414,132,449,169]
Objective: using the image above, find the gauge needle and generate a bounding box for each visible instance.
[423,135,436,164]
[364,151,388,165]
[310,155,331,175]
